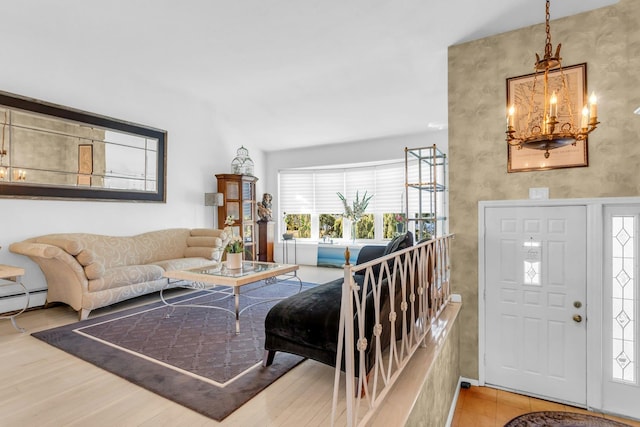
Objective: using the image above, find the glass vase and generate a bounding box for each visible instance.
[351,221,358,243]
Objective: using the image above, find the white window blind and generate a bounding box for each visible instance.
[279,161,406,217]
[375,163,405,212]
[279,171,314,214]
[314,170,344,213]
[344,168,376,209]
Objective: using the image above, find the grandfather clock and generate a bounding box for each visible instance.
[215,174,257,261]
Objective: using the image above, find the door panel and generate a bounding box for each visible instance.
[485,205,587,405]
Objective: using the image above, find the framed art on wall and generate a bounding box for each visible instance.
[507,63,588,172]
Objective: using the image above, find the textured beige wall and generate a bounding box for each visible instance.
[406,316,460,427]
[448,0,640,379]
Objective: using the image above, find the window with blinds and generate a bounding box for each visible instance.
[278,161,407,241]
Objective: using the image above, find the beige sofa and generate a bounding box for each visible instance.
[10,228,229,320]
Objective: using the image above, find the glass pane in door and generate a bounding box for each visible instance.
[226,181,239,200]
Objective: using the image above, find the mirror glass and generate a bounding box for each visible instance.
[0,91,166,201]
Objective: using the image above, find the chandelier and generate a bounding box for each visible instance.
[506,0,599,158]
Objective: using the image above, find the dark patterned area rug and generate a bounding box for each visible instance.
[32,280,315,421]
[505,411,632,427]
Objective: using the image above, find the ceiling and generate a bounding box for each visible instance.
[5,0,618,152]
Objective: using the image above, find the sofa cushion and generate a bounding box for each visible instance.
[88,264,165,292]
[265,278,344,353]
[183,247,218,260]
[131,229,192,264]
[151,257,218,272]
[76,249,97,266]
[186,236,222,248]
[84,262,106,280]
[355,233,413,279]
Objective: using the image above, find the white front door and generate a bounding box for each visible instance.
[484,205,587,405]
[602,207,640,419]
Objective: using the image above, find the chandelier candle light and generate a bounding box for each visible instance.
[506,0,599,159]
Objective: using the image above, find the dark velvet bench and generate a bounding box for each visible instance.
[263,232,414,373]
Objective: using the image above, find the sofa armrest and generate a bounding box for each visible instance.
[9,242,67,260]
[191,228,230,246]
[9,241,90,311]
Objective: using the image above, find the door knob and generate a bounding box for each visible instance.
[573,314,583,323]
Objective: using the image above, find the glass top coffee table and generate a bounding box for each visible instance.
[162,261,301,334]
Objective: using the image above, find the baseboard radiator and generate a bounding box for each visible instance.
[331,235,454,427]
[0,288,47,315]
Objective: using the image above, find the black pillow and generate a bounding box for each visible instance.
[416,236,432,245]
[383,232,413,256]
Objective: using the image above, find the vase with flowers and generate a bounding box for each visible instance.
[223,215,244,269]
[337,190,373,243]
[394,213,406,234]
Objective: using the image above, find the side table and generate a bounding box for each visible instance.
[0,265,30,333]
[282,237,297,264]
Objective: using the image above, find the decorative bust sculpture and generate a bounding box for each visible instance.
[257,193,273,221]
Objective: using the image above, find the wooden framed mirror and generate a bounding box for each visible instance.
[0,91,167,202]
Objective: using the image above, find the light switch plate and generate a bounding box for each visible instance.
[529,187,549,200]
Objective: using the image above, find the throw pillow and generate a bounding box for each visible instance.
[383,232,414,256]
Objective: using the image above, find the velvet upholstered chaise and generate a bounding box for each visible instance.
[263,232,414,373]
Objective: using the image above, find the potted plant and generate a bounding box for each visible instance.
[337,190,373,242]
[223,216,244,269]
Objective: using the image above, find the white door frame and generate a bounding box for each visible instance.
[478,196,640,411]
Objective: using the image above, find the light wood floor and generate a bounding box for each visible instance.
[452,385,640,427]
[5,265,637,426]
[0,266,353,426]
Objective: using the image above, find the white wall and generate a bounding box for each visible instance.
[0,18,440,310]
[0,36,266,312]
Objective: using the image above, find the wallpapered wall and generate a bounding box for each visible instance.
[448,0,640,379]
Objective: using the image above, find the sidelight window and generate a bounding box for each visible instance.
[611,215,636,383]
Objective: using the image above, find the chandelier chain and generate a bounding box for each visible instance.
[544,0,552,59]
